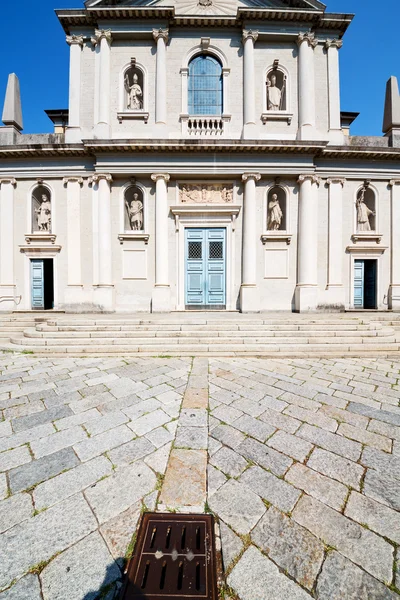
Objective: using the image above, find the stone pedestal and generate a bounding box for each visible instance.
[325,178,345,307]
[240,172,260,312]
[295,174,320,312]
[297,33,318,141]
[242,30,258,139]
[0,178,16,310]
[389,180,400,309]
[151,173,171,312]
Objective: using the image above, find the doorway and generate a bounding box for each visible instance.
[185,228,226,309]
[354,259,377,309]
[31,259,54,310]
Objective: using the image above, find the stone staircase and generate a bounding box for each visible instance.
[3,313,400,357]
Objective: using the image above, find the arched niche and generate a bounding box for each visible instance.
[124,64,144,111]
[32,185,52,233]
[356,185,376,232]
[266,68,287,112]
[124,185,144,232]
[267,186,287,231]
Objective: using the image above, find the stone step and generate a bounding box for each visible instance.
[43,318,364,328]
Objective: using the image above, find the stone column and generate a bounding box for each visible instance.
[90,174,114,310]
[151,173,171,312]
[326,178,345,307]
[297,32,318,140]
[295,174,321,311]
[389,180,400,309]
[66,35,84,143]
[325,39,344,144]
[242,30,258,138]
[241,172,261,312]
[91,29,112,138]
[0,178,16,310]
[153,29,169,128]
[64,177,84,306]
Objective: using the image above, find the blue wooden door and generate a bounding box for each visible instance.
[185,228,226,307]
[31,259,44,309]
[354,260,364,308]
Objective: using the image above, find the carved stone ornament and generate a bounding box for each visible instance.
[298,174,321,186]
[66,35,84,47]
[63,177,84,187]
[0,178,17,188]
[325,39,343,50]
[242,173,261,183]
[179,183,233,204]
[151,173,170,183]
[326,178,346,187]
[88,174,113,185]
[242,30,259,44]
[297,32,318,49]
[152,28,169,43]
[198,0,212,7]
[91,29,112,47]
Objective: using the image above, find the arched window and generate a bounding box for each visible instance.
[124,185,144,232]
[32,185,52,233]
[188,55,223,116]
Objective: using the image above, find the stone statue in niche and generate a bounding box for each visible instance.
[32,189,52,232]
[266,72,286,111]
[267,193,283,230]
[125,187,144,231]
[180,183,233,203]
[125,69,143,110]
[356,186,375,231]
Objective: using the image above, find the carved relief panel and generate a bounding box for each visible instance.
[179,183,233,203]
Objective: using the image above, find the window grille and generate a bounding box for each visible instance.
[188,241,203,259]
[188,55,223,116]
[209,241,223,260]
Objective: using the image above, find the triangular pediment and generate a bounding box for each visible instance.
[85,0,326,10]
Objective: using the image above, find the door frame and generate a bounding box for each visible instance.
[349,252,382,310]
[23,252,59,311]
[175,211,238,311]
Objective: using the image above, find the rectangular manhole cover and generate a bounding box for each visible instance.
[121,513,218,599]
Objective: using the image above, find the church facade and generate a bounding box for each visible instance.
[1,0,400,314]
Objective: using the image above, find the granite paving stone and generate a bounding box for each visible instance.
[144,442,171,474]
[73,424,133,462]
[348,402,400,426]
[208,464,227,496]
[179,408,208,428]
[145,425,174,448]
[267,430,313,462]
[208,479,266,535]
[109,437,156,468]
[0,493,97,590]
[368,419,400,441]
[307,447,364,489]
[0,421,12,439]
[337,423,392,452]
[361,446,400,481]
[40,531,120,600]
[9,447,80,494]
[175,426,208,449]
[128,409,170,436]
[296,423,362,461]
[159,449,206,510]
[53,408,102,431]
[211,424,246,449]
[231,414,276,442]
[293,495,394,583]
[84,411,129,436]
[228,546,312,600]
[284,405,338,432]
[363,469,400,511]
[122,398,161,420]
[345,491,400,544]
[252,507,324,590]
[236,437,293,477]
[11,405,73,433]
[316,551,398,600]
[259,407,302,434]
[0,445,31,472]
[0,574,42,600]
[240,465,301,513]
[33,455,113,510]
[85,461,156,524]
[319,404,369,429]
[30,425,87,459]
[285,463,348,511]
[0,492,33,533]
[210,446,248,478]
[219,521,244,571]
[100,502,142,561]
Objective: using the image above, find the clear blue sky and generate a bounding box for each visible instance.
[0,0,398,136]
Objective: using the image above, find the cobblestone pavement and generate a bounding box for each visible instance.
[0,354,399,599]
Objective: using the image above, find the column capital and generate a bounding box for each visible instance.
[298,174,321,186]
[297,32,318,49]
[0,178,17,188]
[151,173,170,183]
[326,177,346,187]
[242,29,259,44]
[91,29,112,47]
[242,172,261,183]
[325,38,343,50]
[88,174,112,185]
[66,34,84,47]
[153,28,169,43]
[389,180,400,187]
[63,177,84,187]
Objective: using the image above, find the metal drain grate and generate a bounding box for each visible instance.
[121,513,218,599]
